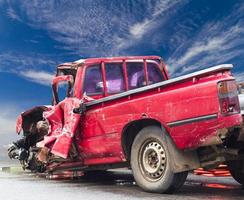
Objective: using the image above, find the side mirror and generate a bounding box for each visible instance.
[73,107,81,114]
[73,103,86,114]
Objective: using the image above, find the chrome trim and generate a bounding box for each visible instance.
[167,114,218,127]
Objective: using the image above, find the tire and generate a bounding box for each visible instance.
[227,160,244,185]
[131,126,188,194]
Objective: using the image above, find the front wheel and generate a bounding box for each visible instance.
[131,126,188,194]
[227,160,244,185]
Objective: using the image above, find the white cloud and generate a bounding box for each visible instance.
[4,1,244,77]
[19,70,54,86]
[15,1,125,56]
[166,4,244,76]
[0,52,57,86]
[118,0,185,51]
[5,1,186,56]
[129,19,151,39]
[175,37,225,66]
[234,72,244,83]
[129,0,181,39]
[0,52,56,71]
[6,6,22,22]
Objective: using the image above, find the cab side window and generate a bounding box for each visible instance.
[126,62,146,89]
[105,63,125,94]
[83,64,103,95]
[147,62,164,84]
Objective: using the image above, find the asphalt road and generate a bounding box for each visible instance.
[0,164,243,200]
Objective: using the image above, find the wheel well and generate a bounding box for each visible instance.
[121,119,161,160]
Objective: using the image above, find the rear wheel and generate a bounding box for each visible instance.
[227,160,244,185]
[130,126,188,193]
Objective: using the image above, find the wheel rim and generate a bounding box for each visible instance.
[139,140,166,181]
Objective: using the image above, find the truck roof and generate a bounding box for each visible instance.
[57,56,163,70]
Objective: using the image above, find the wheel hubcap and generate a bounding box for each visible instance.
[140,141,166,181]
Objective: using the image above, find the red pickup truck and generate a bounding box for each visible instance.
[8,56,243,193]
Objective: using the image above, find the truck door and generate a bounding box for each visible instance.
[77,60,165,164]
[77,62,128,163]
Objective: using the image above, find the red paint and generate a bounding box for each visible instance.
[16,114,22,134]
[194,165,231,177]
[204,183,238,189]
[37,98,82,158]
[15,56,242,169]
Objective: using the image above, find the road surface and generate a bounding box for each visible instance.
[0,164,243,200]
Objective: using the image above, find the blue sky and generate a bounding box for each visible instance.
[0,0,244,150]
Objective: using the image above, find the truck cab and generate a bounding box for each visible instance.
[53,56,168,103]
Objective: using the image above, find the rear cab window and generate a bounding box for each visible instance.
[126,62,146,89]
[147,62,164,84]
[126,61,164,90]
[105,63,126,94]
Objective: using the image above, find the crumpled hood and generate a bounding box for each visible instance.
[37,97,81,159]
